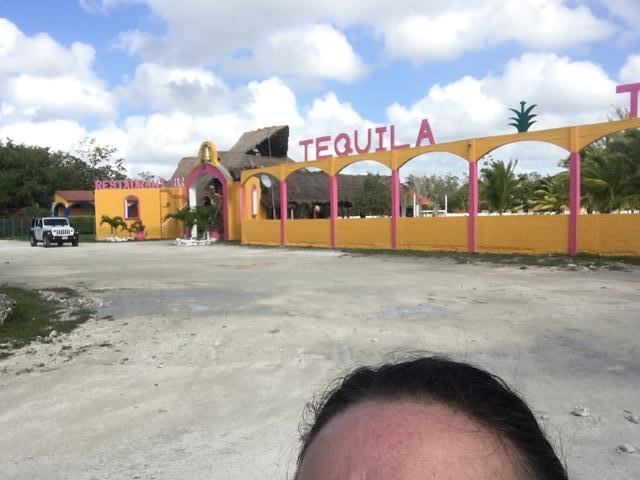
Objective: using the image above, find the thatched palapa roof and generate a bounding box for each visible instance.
[171,125,295,182]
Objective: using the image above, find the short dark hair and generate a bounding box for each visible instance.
[297,356,567,480]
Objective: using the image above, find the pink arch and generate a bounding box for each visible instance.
[184,164,229,241]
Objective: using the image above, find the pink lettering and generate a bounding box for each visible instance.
[415,118,436,147]
[135,180,144,188]
[109,180,116,188]
[616,82,640,118]
[315,135,332,159]
[299,138,314,161]
[354,129,372,154]
[334,133,353,157]
[94,180,103,189]
[390,125,410,150]
[375,126,387,152]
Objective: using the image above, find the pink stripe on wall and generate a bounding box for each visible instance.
[468,162,478,253]
[569,152,581,256]
[391,169,400,249]
[280,180,287,246]
[330,175,338,248]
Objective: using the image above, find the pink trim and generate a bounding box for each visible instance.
[239,185,245,220]
[280,180,287,246]
[330,175,338,248]
[569,152,581,256]
[616,82,640,118]
[391,169,400,249]
[468,162,478,253]
[184,164,229,241]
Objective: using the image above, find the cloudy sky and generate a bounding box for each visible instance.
[1,0,639,178]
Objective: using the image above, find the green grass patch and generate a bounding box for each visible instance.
[0,286,96,357]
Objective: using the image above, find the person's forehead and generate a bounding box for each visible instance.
[297,400,519,480]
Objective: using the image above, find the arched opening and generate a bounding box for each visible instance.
[283,166,331,247]
[184,164,230,240]
[397,152,469,252]
[124,195,140,219]
[53,203,67,217]
[475,141,570,254]
[285,167,330,219]
[478,141,568,215]
[337,160,392,219]
[241,171,282,246]
[400,152,469,217]
[334,159,393,249]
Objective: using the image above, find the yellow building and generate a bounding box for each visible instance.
[94,126,295,241]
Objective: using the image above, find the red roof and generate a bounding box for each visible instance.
[56,190,95,202]
[408,190,433,206]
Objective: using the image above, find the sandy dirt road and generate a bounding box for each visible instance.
[0,240,639,479]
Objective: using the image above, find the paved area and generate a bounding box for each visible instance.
[0,240,639,479]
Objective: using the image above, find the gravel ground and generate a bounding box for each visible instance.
[0,240,639,479]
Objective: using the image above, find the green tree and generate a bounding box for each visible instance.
[580,129,640,212]
[354,174,390,217]
[532,173,569,213]
[405,173,463,212]
[480,158,521,213]
[0,138,127,216]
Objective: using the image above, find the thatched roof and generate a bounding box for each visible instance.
[261,171,387,208]
[229,125,289,157]
[171,125,294,181]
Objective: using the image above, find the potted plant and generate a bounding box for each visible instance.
[129,220,146,241]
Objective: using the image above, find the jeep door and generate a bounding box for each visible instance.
[34,219,44,241]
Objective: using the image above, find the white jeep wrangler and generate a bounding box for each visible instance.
[30,217,80,247]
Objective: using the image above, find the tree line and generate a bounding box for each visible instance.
[0,138,126,217]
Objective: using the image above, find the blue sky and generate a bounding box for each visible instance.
[0,0,639,177]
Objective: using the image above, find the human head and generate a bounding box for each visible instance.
[296,356,567,480]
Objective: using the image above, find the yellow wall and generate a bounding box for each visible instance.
[477,215,569,254]
[286,219,330,247]
[95,187,185,240]
[579,214,640,256]
[398,217,467,252]
[336,218,390,249]
[241,219,280,246]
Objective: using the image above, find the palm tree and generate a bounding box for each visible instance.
[99,215,127,236]
[532,173,569,213]
[580,128,640,212]
[480,158,521,214]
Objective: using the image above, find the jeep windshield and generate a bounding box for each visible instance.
[43,218,70,227]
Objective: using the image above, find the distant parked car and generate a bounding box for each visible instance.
[30,217,79,247]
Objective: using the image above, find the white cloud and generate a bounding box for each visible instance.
[619,54,640,83]
[7,74,116,120]
[0,18,116,122]
[0,120,87,152]
[109,0,614,73]
[386,52,624,175]
[118,62,229,112]
[227,24,365,82]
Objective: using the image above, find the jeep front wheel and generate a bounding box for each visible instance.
[30,235,37,247]
[72,239,79,247]
[43,235,51,248]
